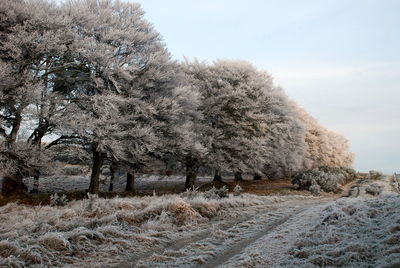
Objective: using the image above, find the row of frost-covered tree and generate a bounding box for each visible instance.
[0,0,354,196]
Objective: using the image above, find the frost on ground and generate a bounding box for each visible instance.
[1,176,398,268]
[218,176,400,268]
[0,191,320,267]
[280,193,400,268]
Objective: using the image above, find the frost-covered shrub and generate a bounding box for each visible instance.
[50,194,69,207]
[204,186,229,199]
[233,184,243,196]
[292,166,357,193]
[180,186,201,200]
[309,184,321,195]
[368,170,384,180]
[365,184,382,196]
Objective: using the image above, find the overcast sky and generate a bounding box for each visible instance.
[134,0,400,173]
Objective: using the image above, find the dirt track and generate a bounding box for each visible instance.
[119,175,399,268]
[119,196,334,268]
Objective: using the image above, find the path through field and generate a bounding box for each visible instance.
[119,196,334,268]
[1,175,398,267]
[118,175,400,268]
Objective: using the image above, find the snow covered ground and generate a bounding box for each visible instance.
[0,175,399,267]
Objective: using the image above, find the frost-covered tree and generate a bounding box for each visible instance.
[48,0,202,194]
[0,0,202,195]
[182,60,307,186]
[295,104,354,169]
[0,0,72,195]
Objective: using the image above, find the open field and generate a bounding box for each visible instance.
[0,174,399,267]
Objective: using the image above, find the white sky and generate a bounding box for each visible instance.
[134,0,400,173]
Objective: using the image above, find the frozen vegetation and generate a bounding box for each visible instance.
[0,175,398,267]
[1,0,353,197]
[0,0,395,267]
[0,191,318,267]
[292,166,358,193]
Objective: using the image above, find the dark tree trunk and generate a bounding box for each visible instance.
[125,172,135,192]
[1,174,27,196]
[108,163,116,192]
[213,169,222,182]
[88,143,103,194]
[185,156,199,190]
[29,119,50,194]
[253,173,262,180]
[7,113,22,146]
[234,171,244,181]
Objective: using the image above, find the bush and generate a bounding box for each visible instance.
[365,184,382,196]
[50,193,69,207]
[309,184,321,194]
[181,185,229,200]
[203,186,229,199]
[368,170,384,180]
[233,184,243,196]
[292,166,357,193]
[180,186,200,200]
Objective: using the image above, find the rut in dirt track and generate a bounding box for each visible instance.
[118,205,282,267]
[197,206,311,268]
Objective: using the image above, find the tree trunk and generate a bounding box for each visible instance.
[88,143,103,194]
[253,173,262,180]
[234,171,243,181]
[29,119,50,194]
[7,113,22,146]
[1,174,27,196]
[213,168,222,182]
[125,172,135,192]
[185,156,199,190]
[108,163,116,192]
[31,175,39,193]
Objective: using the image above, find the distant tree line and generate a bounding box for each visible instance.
[0,0,354,196]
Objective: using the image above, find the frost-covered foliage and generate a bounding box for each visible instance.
[48,0,195,193]
[233,184,243,196]
[183,60,307,181]
[181,185,229,200]
[50,193,68,207]
[367,170,384,180]
[295,104,354,169]
[0,193,273,267]
[203,186,229,199]
[0,0,71,194]
[1,0,201,194]
[180,186,201,199]
[292,166,357,193]
[365,183,383,196]
[1,0,355,195]
[282,194,400,268]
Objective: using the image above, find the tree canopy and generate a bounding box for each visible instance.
[0,0,354,195]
